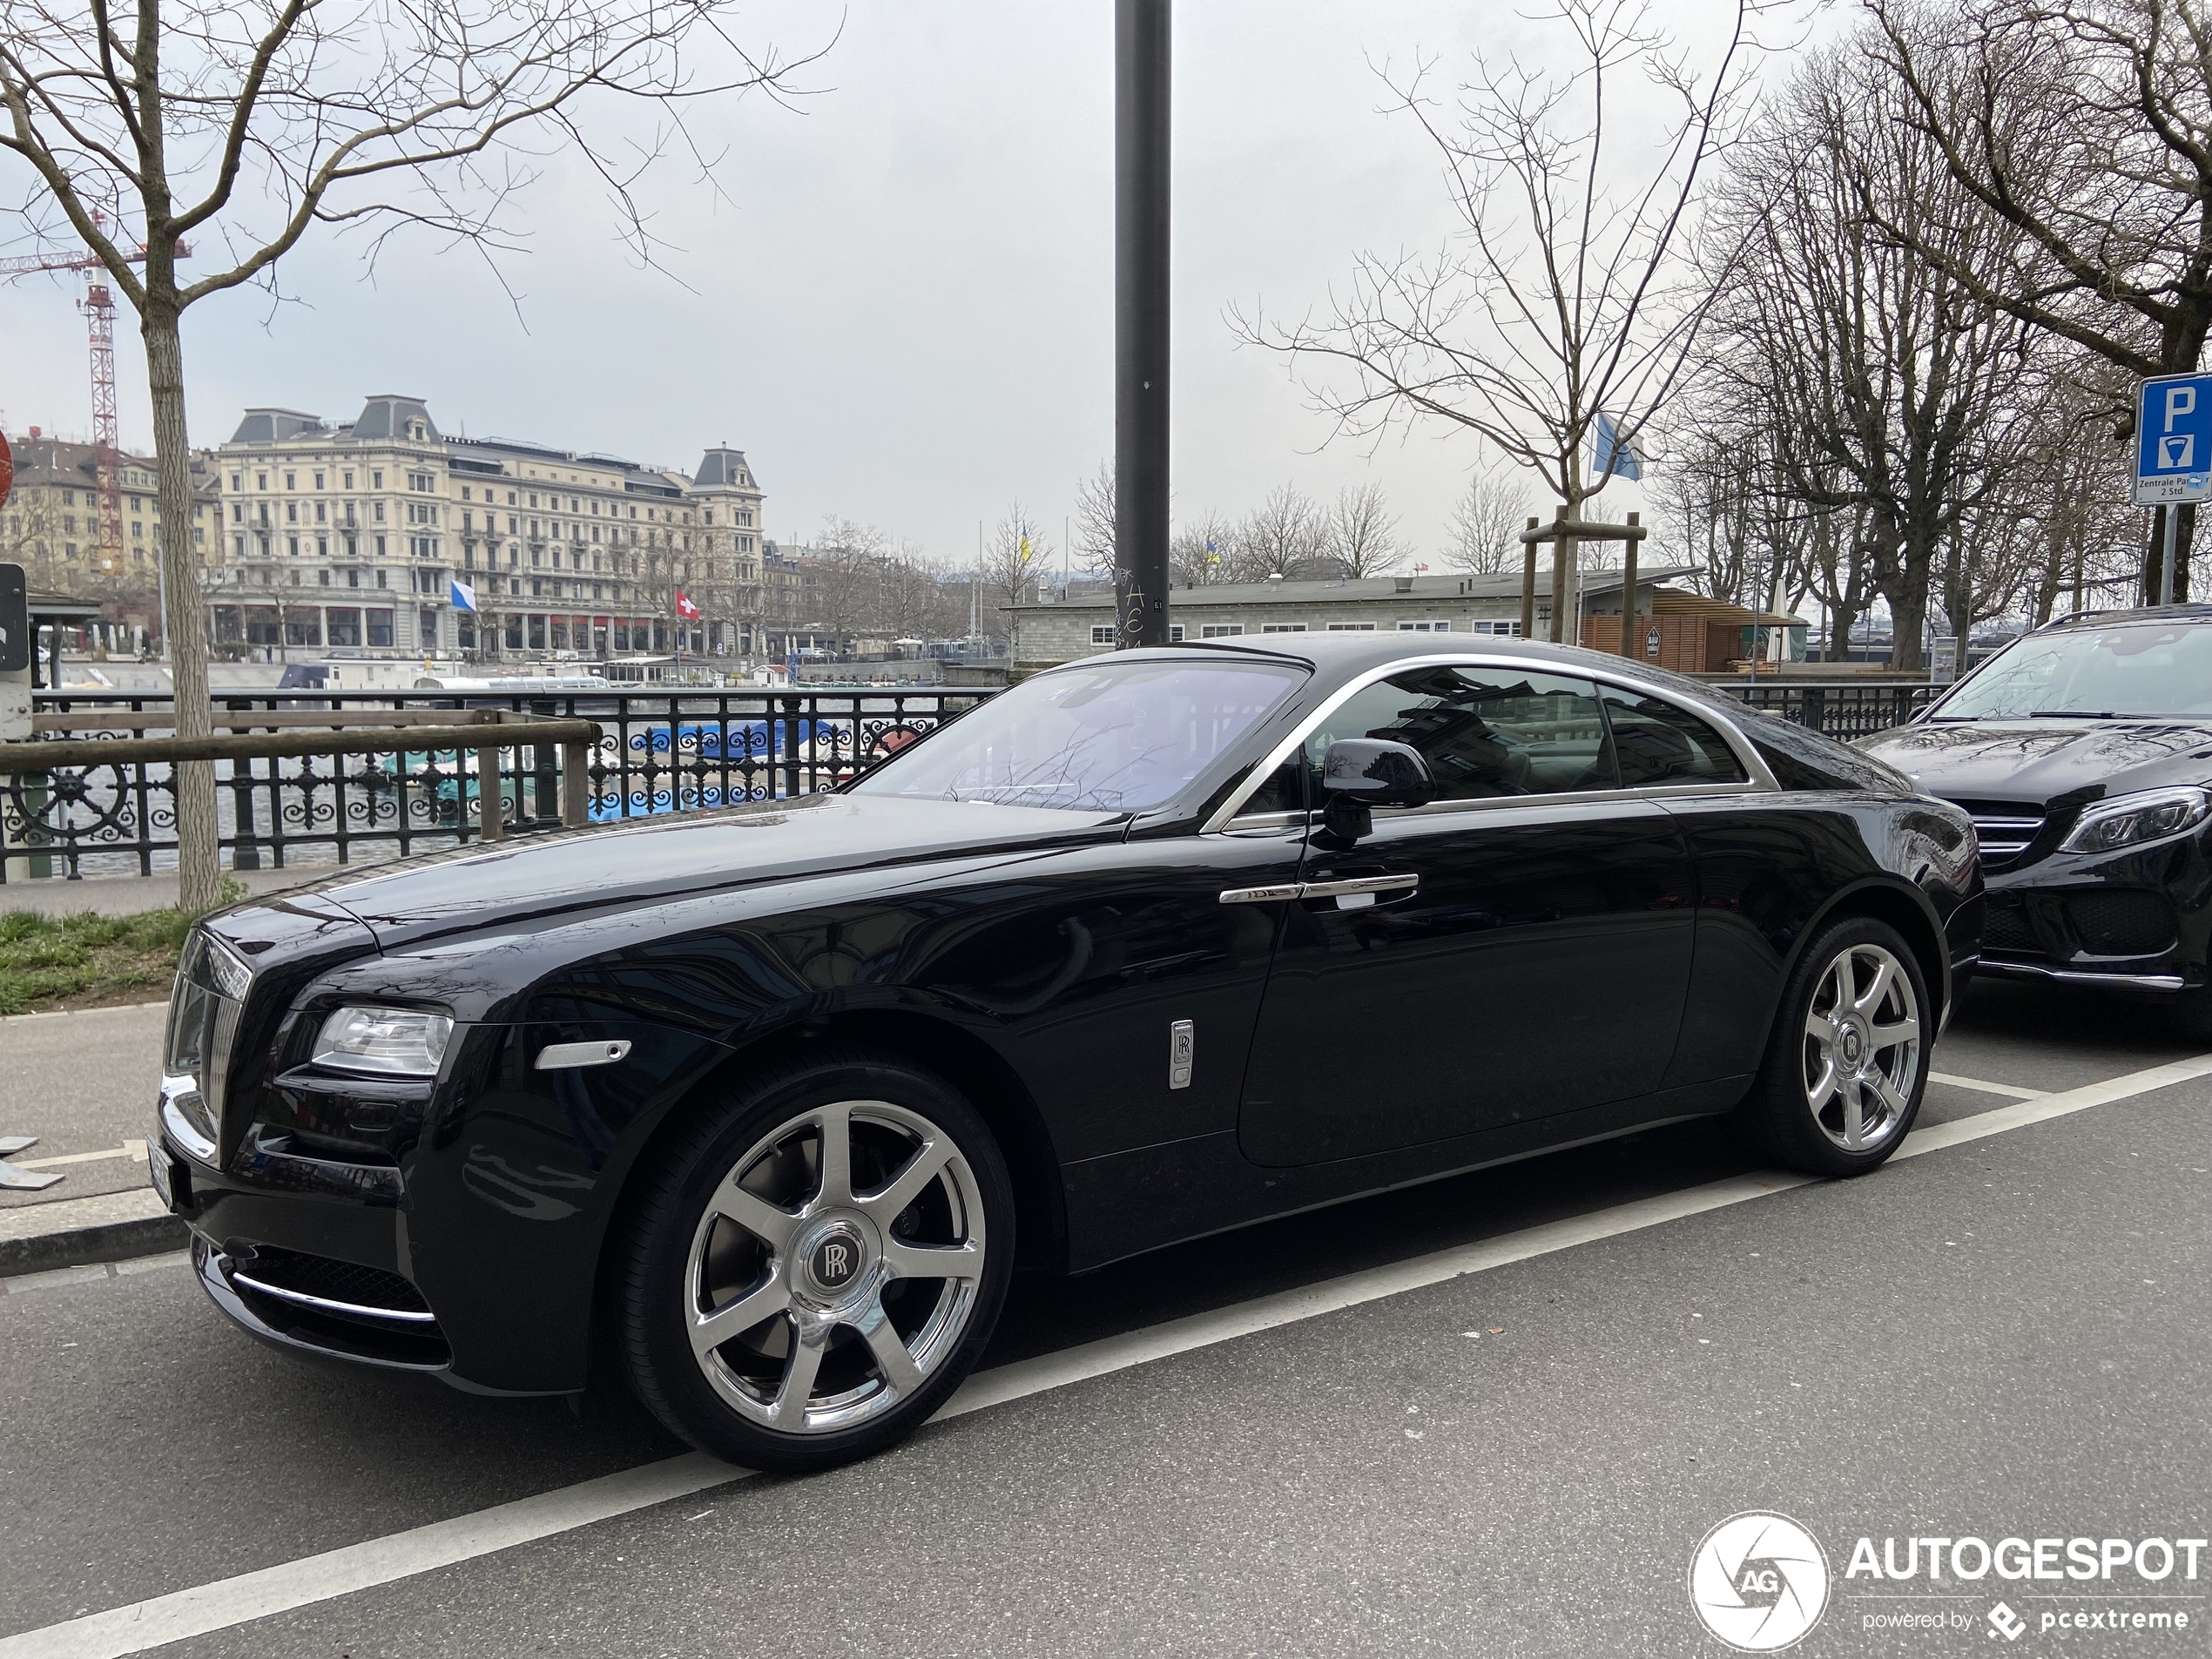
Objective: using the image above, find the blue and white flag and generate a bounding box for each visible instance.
[1592,413,1644,483]
[449,578,477,612]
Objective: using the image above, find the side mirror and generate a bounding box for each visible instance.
[1318,738,1434,840]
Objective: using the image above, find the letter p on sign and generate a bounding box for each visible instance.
[2168,386,2199,431]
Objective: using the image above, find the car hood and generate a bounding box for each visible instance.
[1858,718,2212,806]
[288,792,1127,948]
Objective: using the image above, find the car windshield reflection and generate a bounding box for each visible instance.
[1938,623,2212,719]
[849,656,1306,813]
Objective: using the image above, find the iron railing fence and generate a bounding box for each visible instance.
[1,678,1941,883]
[1718,681,1940,739]
[3,688,992,882]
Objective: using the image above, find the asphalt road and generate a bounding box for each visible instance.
[0,1002,166,1210]
[0,976,2205,1658]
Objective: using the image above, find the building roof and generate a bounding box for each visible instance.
[349,395,440,442]
[228,408,329,443]
[692,448,759,490]
[1010,565,1699,611]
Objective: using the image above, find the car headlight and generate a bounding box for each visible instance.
[313,1006,454,1076]
[2060,786,2211,854]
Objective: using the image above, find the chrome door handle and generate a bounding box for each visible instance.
[1218,874,1419,905]
[1218,884,1303,905]
[1298,874,1420,900]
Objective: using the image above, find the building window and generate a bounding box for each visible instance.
[1395,620,1451,632]
[408,471,435,492]
[1090,625,1116,644]
[1326,623,1377,631]
[1261,623,1309,633]
[1200,623,1244,637]
[367,607,395,646]
[373,502,386,523]
[371,470,383,489]
[314,472,325,489]
[285,471,296,489]
[229,474,242,491]
[1470,620,1522,637]
[343,470,354,489]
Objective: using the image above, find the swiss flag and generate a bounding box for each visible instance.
[674,590,701,620]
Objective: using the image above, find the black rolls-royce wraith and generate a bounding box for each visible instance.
[153,635,1980,1470]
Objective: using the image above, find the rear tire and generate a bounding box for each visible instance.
[619,1050,1015,1474]
[1733,916,1930,1177]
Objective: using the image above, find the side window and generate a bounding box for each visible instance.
[1239,756,1308,815]
[1304,665,1614,800]
[1599,686,1748,786]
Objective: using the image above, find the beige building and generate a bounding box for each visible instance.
[209,395,768,659]
[0,430,219,633]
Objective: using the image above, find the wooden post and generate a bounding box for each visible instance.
[1520,517,1540,640]
[1620,511,1640,658]
[476,745,502,842]
[1548,507,1572,644]
[560,740,590,827]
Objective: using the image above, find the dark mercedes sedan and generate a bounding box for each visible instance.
[1862,606,2212,1036]
[152,636,1979,1471]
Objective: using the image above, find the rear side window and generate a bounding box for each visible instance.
[1307,665,1615,800]
[1599,686,1747,786]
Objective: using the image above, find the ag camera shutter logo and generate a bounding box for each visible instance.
[1689,1512,1831,1651]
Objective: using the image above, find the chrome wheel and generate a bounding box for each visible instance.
[1802,941,1921,1152]
[682,1099,987,1436]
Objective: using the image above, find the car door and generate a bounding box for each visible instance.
[1235,662,1699,1168]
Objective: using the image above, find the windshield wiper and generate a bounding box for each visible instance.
[2026,710,2121,719]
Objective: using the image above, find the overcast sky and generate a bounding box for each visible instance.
[0,2,1784,569]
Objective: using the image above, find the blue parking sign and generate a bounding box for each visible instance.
[2136,372,2212,503]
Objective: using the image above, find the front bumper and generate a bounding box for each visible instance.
[1974,833,2212,995]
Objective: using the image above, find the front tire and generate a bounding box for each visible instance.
[619,1051,1015,1474]
[1734,917,1930,1177]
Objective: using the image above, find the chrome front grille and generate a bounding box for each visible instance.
[1970,813,2044,860]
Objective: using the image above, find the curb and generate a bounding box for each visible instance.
[0,1187,188,1277]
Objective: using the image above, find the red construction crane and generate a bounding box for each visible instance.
[0,237,188,577]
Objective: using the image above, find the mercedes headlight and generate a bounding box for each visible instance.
[2060,786,2211,855]
[313,1006,454,1076]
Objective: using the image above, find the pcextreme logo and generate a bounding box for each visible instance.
[1689,1511,1831,1651]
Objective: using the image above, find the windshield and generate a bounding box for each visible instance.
[851,657,1305,813]
[1936,624,2212,719]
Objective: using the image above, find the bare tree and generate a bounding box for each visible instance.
[1170,511,1235,587]
[0,0,816,910]
[1868,0,2212,599]
[1322,482,1402,577]
[810,516,889,651]
[1443,466,1531,575]
[981,502,1051,619]
[1703,38,2039,666]
[873,546,956,643]
[1234,0,1759,638]
[1073,462,1115,577]
[1234,483,1323,579]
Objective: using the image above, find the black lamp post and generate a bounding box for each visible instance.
[1114,0,1171,648]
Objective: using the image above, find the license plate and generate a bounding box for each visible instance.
[148,1147,179,1211]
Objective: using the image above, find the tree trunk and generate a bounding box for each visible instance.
[144,303,222,914]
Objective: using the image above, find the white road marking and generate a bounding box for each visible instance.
[5,1055,2208,1659]
[11,1141,148,1170]
[1929,1071,2048,1101]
